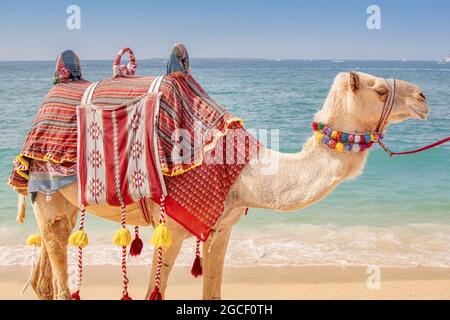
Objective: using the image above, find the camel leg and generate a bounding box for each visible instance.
[145,217,189,299]
[32,192,78,300]
[30,243,54,300]
[202,227,232,300]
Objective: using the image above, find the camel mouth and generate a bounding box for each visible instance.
[408,104,429,120]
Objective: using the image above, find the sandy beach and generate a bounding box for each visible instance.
[1,265,449,300]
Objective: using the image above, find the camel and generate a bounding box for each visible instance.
[18,71,429,300]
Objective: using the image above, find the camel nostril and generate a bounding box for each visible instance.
[419,92,426,101]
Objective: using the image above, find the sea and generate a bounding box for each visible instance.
[0,59,449,267]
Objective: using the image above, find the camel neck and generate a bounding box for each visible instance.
[237,136,368,212]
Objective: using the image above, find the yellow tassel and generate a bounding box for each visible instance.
[151,223,172,248]
[113,227,132,247]
[336,142,345,153]
[331,131,338,139]
[26,234,41,247]
[69,230,89,248]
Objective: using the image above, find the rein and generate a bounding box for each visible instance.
[375,78,450,157]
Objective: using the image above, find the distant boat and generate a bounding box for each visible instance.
[439,51,450,64]
[402,59,408,62]
[273,58,282,62]
[331,59,344,63]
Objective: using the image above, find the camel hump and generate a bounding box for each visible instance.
[53,50,82,84]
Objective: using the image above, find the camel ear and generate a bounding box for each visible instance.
[349,71,360,91]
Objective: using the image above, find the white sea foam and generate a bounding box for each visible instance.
[1,223,449,267]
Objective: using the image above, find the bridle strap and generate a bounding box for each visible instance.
[376,78,396,133]
[376,78,450,156]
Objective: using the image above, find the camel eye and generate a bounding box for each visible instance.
[376,87,388,96]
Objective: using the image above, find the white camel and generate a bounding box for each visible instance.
[17,71,429,299]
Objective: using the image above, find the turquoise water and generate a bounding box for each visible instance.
[0,59,449,266]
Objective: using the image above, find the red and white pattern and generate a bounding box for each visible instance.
[77,90,165,209]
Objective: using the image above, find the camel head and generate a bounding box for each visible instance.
[316,71,429,132]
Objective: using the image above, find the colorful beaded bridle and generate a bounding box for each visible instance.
[313,78,450,156]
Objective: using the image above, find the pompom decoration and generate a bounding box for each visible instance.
[360,135,365,144]
[344,143,353,152]
[113,227,132,247]
[191,255,203,278]
[130,235,143,257]
[121,294,132,300]
[321,135,330,145]
[311,121,381,153]
[69,230,89,248]
[336,142,344,153]
[315,132,325,143]
[26,234,41,247]
[71,291,81,300]
[151,223,172,248]
[149,287,163,300]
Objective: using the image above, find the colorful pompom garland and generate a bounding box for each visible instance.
[312,122,383,153]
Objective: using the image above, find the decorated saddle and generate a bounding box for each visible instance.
[10,45,258,300]
[9,45,258,239]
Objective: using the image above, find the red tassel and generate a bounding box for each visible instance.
[191,255,203,278]
[120,293,132,300]
[71,290,81,300]
[149,287,163,300]
[130,236,143,257]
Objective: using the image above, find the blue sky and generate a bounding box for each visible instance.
[0,0,449,60]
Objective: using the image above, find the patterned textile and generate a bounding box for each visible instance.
[166,43,190,75]
[53,50,82,84]
[8,74,240,189]
[8,80,91,190]
[28,160,77,193]
[112,47,137,78]
[77,88,164,207]
[165,122,258,240]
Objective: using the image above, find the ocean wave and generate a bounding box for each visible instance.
[1,223,449,267]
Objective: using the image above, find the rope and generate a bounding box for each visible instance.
[379,136,450,157]
[195,238,201,257]
[20,245,36,295]
[153,195,167,291]
[120,205,130,298]
[73,205,86,297]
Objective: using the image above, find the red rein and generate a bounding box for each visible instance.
[379,136,450,157]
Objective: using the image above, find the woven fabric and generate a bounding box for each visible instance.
[8,74,240,189]
[77,92,164,207]
[164,122,258,240]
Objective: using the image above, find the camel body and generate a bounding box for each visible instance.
[22,71,429,299]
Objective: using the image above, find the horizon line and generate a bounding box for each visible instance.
[0,57,446,63]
